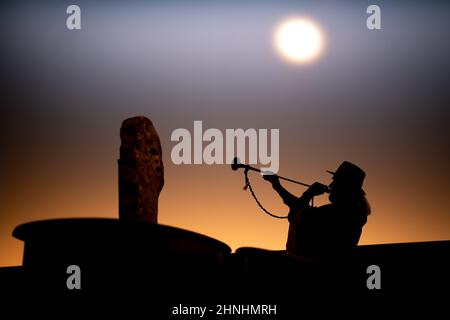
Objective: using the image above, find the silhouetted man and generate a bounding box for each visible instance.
[264,161,370,264]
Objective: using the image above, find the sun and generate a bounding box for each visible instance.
[274,17,325,64]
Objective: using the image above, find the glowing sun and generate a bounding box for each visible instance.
[274,17,325,64]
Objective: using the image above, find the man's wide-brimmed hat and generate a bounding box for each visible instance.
[327,161,366,190]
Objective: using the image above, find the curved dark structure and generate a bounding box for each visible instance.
[1,218,448,316]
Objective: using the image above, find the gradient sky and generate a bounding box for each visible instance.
[1,0,449,266]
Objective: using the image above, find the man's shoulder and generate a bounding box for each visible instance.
[317,203,335,211]
[313,203,338,219]
[302,203,334,217]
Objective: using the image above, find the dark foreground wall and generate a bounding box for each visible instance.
[1,219,448,317]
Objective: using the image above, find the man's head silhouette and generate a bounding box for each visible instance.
[327,161,366,203]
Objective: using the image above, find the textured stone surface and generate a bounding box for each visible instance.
[118,116,164,223]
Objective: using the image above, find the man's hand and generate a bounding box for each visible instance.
[304,182,329,197]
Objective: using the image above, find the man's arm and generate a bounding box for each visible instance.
[264,175,329,210]
[271,179,298,209]
[263,175,305,210]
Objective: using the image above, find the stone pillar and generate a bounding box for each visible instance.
[118,116,164,223]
